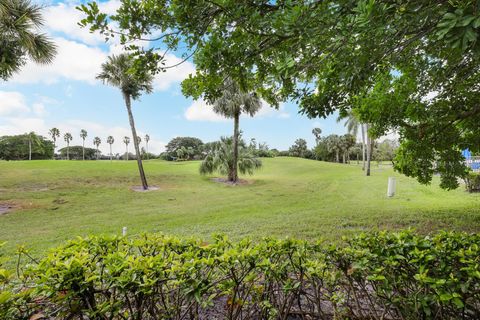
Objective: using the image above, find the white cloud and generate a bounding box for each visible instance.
[0,91,30,115]
[153,54,196,91]
[43,3,105,46]
[0,117,48,135]
[184,99,228,122]
[184,99,290,122]
[11,37,107,84]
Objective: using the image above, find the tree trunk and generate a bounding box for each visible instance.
[96,147,99,160]
[366,124,371,176]
[146,142,149,160]
[342,152,345,164]
[124,93,148,190]
[335,150,339,163]
[229,113,240,182]
[67,144,70,160]
[110,144,112,161]
[361,124,366,171]
[53,139,56,160]
[82,140,85,160]
[29,139,32,160]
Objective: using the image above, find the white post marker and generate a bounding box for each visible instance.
[387,177,396,197]
[122,226,127,236]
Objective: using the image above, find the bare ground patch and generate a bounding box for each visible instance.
[211,178,253,186]
[0,203,16,215]
[131,186,161,192]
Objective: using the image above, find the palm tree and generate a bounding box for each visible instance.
[212,78,262,182]
[200,136,262,181]
[48,128,60,159]
[97,54,153,190]
[93,137,101,160]
[80,129,88,160]
[337,110,366,170]
[26,131,41,160]
[0,0,56,80]
[312,128,322,146]
[144,134,150,160]
[107,136,114,161]
[136,136,142,159]
[63,132,72,160]
[123,136,130,160]
[326,134,341,163]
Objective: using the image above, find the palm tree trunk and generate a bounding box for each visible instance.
[335,150,339,163]
[96,147,99,160]
[342,152,346,164]
[124,93,148,190]
[67,144,69,160]
[52,139,56,160]
[110,144,112,161]
[29,139,32,160]
[126,145,129,161]
[366,124,371,176]
[361,124,366,171]
[230,113,240,182]
[82,140,85,160]
[146,142,149,160]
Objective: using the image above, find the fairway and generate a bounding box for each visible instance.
[1,157,480,259]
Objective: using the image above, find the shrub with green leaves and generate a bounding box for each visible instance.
[465,172,480,193]
[1,231,479,319]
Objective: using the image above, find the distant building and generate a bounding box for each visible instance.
[463,149,480,172]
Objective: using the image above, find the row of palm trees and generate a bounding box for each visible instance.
[336,111,375,176]
[47,127,150,161]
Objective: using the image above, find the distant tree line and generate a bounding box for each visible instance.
[284,133,399,165]
[0,133,53,160]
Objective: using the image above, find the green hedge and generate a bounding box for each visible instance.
[1,231,480,319]
[465,172,480,193]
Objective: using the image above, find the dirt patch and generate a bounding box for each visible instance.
[211,178,252,186]
[0,203,14,215]
[131,186,160,192]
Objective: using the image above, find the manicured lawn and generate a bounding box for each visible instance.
[1,157,479,261]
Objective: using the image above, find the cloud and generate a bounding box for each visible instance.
[153,54,196,91]
[43,3,105,46]
[11,37,107,84]
[0,117,48,135]
[184,99,228,122]
[184,99,290,122]
[0,91,30,115]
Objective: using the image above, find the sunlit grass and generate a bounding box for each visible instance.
[0,157,479,262]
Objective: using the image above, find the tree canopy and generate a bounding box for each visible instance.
[0,0,56,80]
[79,0,480,189]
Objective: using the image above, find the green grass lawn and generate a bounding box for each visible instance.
[1,157,479,261]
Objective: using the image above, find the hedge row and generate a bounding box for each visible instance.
[1,231,479,319]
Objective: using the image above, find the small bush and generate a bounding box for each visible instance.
[465,172,480,193]
[1,231,480,319]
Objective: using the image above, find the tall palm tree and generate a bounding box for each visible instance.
[107,135,114,161]
[48,128,60,159]
[144,134,150,160]
[26,131,41,160]
[0,0,56,80]
[63,132,72,160]
[80,129,88,160]
[212,78,262,183]
[337,110,366,170]
[97,54,153,190]
[123,136,130,161]
[93,137,101,160]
